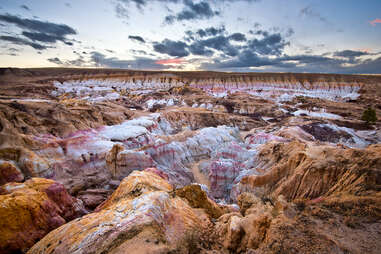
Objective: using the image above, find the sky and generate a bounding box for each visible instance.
[0,0,381,73]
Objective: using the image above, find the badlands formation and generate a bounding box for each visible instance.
[0,68,380,254]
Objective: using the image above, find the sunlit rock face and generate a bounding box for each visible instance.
[27,170,210,254]
[0,178,86,254]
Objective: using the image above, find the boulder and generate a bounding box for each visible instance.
[0,178,86,254]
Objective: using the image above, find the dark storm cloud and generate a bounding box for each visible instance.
[67,56,87,66]
[128,35,145,43]
[114,0,180,19]
[0,35,48,50]
[47,57,64,65]
[202,50,294,70]
[229,33,246,42]
[153,39,189,57]
[114,0,261,24]
[182,26,239,56]
[90,51,168,69]
[21,31,73,45]
[47,55,87,66]
[20,5,30,11]
[0,14,76,37]
[246,33,288,56]
[184,26,226,41]
[164,0,219,24]
[0,13,76,50]
[117,0,180,10]
[333,50,368,58]
[188,43,214,56]
[190,35,239,56]
[154,26,290,58]
[201,49,381,74]
[190,26,226,38]
[115,3,130,19]
[344,57,381,74]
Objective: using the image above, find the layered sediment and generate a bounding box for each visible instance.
[0,68,380,253]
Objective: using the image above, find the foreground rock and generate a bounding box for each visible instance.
[27,170,214,254]
[0,178,86,254]
[216,192,381,254]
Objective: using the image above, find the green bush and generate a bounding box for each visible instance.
[361,107,377,124]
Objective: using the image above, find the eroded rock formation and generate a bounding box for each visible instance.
[1,68,381,253]
[27,170,212,254]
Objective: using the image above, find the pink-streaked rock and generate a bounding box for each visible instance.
[209,159,244,200]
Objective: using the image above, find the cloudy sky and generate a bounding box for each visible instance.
[1,0,381,73]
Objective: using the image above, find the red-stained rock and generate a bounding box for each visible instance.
[77,189,112,210]
[0,178,86,254]
[0,160,24,185]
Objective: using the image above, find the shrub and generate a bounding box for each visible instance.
[361,107,377,124]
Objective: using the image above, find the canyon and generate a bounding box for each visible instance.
[0,68,380,254]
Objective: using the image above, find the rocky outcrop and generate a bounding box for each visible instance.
[216,192,381,254]
[240,141,381,201]
[0,178,86,254]
[27,170,212,254]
